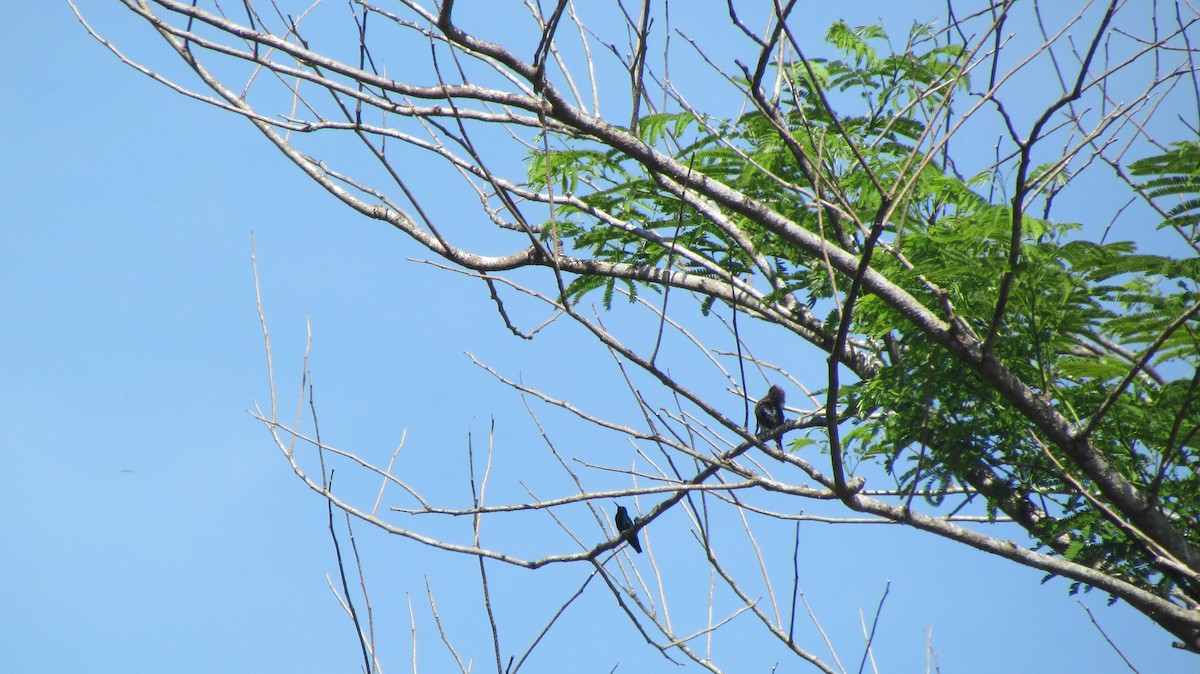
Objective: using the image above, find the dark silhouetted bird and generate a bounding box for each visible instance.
[614,503,642,553]
[754,385,786,449]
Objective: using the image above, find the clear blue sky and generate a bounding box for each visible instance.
[2,2,1194,672]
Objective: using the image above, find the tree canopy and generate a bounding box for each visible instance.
[82,0,1200,670]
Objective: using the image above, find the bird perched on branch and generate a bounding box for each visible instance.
[754,385,786,449]
[614,503,642,553]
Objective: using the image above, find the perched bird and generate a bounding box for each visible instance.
[754,385,786,449]
[614,503,642,553]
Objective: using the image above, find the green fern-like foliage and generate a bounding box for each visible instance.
[526,20,967,305]
[525,21,1199,602]
[847,141,1200,599]
[1129,140,1200,245]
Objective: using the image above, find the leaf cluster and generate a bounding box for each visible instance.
[526,21,965,307]
[525,21,1200,602]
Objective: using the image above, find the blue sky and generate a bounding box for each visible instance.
[3,2,1195,672]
